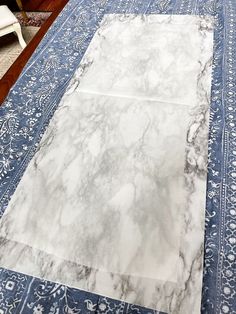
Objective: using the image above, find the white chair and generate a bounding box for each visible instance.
[0,5,26,49]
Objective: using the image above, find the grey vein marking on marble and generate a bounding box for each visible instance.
[0,14,214,314]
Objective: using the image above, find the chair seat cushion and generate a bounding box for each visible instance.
[0,5,18,29]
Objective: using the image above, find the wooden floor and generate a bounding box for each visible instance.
[0,0,69,104]
[23,0,69,12]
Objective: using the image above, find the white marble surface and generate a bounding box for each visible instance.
[77,14,213,107]
[0,14,214,314]
[0,92,189,282]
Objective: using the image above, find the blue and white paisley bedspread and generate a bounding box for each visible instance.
[0,0,235,313]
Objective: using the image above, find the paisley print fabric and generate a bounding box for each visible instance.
[0,0,235,313]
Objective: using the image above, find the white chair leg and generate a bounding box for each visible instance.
[12,22,26,49]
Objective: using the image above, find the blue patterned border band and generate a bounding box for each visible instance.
[0,0,235,313]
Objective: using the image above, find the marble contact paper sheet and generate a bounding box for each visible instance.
[0,13,215,314]
[0,93,189,282]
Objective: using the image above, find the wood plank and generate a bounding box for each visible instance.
[0,0,69,104]
[36,0,66,12]
[22,0,52,11]
[22,0,68,12]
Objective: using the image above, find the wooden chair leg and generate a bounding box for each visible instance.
[15,0,29,21]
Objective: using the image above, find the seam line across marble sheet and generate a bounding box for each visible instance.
[0,14,214,314]
[75,89,192,107]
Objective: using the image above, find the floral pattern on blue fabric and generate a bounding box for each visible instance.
[0,0,235,313]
